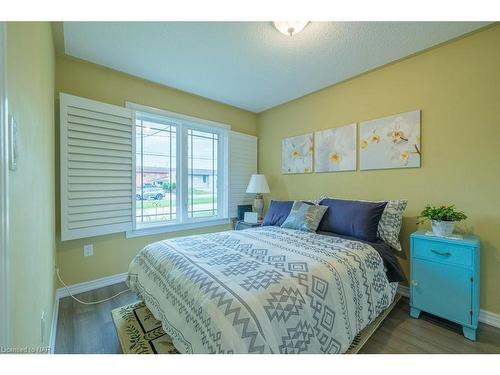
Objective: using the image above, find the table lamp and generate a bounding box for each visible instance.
[245,174,270,221]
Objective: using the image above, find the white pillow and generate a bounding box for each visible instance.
[318,195,407,251]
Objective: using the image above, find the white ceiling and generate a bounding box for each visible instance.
[63,22,489,113]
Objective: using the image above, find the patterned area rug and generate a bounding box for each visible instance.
[112,295,401,354]
[111,301,179,354]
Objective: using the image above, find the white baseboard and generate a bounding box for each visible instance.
[49,293,59,354]
[478,309,500,328]
[397,284,500,328]
[49,272,128,353]
[55,272,128,299]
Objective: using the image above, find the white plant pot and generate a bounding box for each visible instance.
[431,220,455,237]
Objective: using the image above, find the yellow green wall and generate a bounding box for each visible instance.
[55,56,258,285]
[257,25,500,314]
[7,22,56,347]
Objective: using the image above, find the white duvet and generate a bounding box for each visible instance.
[127,226,397,353]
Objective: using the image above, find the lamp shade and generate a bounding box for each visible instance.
[246,174,270,194]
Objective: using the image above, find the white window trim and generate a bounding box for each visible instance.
[125,102,230,130]
[125,102,230,238]
[125,217,231,239]
[0,21,10,348]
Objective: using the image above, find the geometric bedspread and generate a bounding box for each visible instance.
[127,226,398,353]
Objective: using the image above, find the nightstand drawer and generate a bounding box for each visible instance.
[413,239,473,267]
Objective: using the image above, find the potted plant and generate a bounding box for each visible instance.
[417,205,467,237]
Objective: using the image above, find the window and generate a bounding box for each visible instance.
[135,113,177,224]
[187,129,219,218]
[60,94,255,241]
[131,104,229,235]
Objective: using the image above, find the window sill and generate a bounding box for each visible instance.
[125,218,231,239]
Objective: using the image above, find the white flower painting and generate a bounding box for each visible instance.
[360,110,421,170]
[314,124,356,172]
[282,133,313,174]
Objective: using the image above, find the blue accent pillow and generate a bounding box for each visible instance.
[281,201,328,232]
[262,200,295,226]
[318,198,387,242]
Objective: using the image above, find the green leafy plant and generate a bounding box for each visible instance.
[417,205,467,224]
[162,181,176,192]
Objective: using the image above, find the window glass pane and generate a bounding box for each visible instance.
[187,129,218,218]
[135,117,177,224]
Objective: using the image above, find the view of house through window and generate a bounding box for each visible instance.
[187,129,218,218]
[135,111,223,227]
[135,116,177,224]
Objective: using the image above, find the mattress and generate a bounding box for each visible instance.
[127,226,398,353]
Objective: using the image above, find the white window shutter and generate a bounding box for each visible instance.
[60,93,134,241]
[228,131,257,218]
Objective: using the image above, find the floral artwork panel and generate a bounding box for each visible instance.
[281,133,313,174]
[314,124,356,172]
[360,110,421,170]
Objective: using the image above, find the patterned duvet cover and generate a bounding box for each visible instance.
[127,226,398,353]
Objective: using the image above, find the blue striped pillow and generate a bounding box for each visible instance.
[318,195,407,251]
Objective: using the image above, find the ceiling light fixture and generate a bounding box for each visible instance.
[273,21,309,36]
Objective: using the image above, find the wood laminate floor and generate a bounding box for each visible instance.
[55,282,500,354]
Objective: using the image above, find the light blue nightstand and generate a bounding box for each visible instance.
[410,230,480,340]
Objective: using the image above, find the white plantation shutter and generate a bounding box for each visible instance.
[229,131,257,218]
[60,93,134,241]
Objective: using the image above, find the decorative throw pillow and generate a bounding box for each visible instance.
[281,201,328,232]
[317,195,407,251]
[376,199,408,251]
[318,198,387,242]
[262,200,295,226]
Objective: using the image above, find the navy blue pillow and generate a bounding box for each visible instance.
[262,200,294,226]
[318,198,387,242]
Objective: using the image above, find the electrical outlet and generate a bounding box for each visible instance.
[83,244,93,257]
[41,311,46,344]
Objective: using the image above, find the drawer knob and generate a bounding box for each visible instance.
[411,280,419,286]
[431,249,451,257]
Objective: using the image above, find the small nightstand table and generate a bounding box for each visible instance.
[234,220,262,230]
[410,230,480,340]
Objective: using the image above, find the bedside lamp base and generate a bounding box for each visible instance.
[253,193,264,221]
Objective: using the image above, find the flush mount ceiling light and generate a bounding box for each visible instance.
[273,21,309,36]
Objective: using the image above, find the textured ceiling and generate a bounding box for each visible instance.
[63,22,489,112]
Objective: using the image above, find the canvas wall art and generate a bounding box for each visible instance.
[359,110,421,170]
[281,133,313,174]
[314,123,356,172]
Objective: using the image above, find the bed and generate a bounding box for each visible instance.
[127,226,402,353]
[127,227,398,353]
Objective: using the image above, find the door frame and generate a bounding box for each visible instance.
[0,21,10,348]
